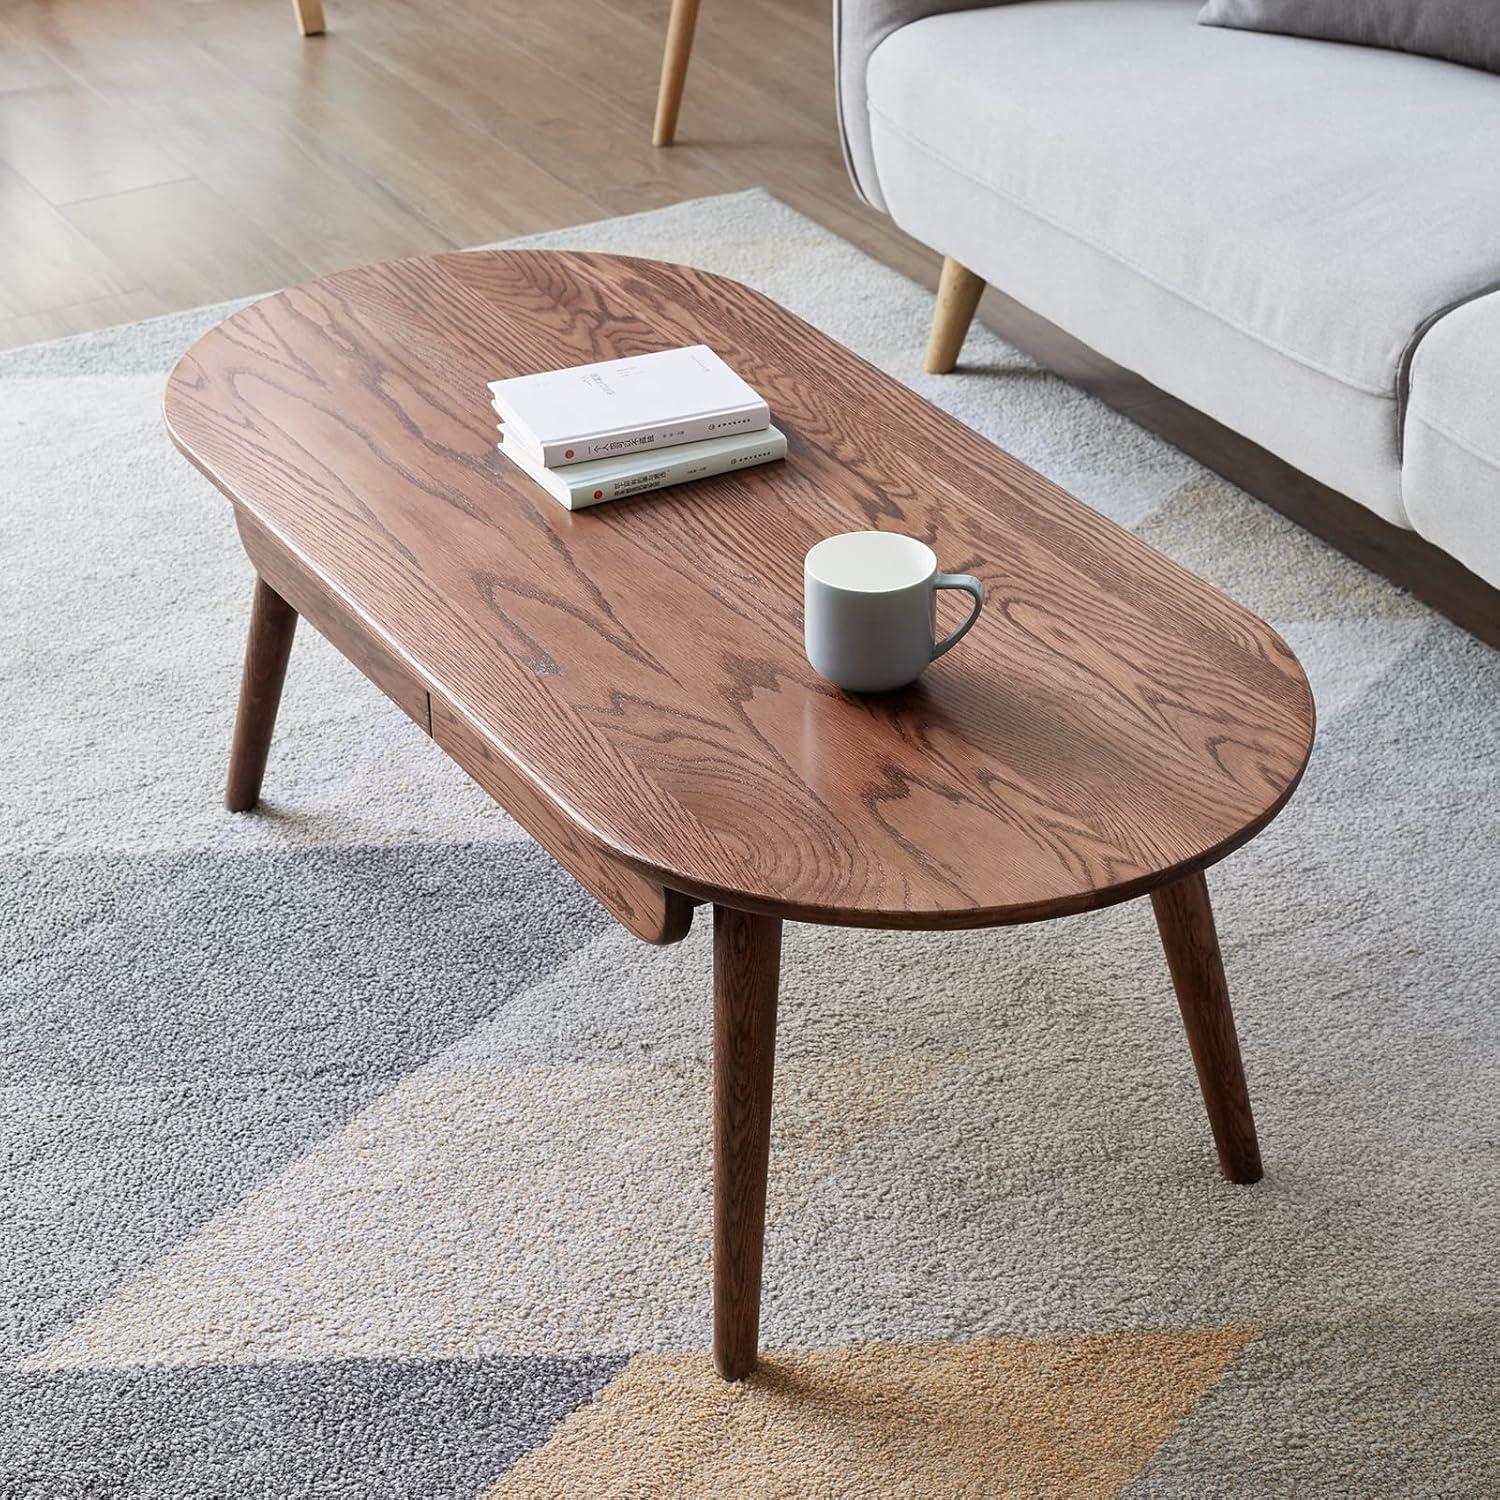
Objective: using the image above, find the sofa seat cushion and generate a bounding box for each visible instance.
[1403,292,1500,588]
[865,0,1500,526]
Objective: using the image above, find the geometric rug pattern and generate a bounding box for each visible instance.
[487,1331,1252,1497]
[2,190,1496,1495]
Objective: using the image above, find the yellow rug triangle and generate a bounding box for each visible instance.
[488,1327,1252,1498]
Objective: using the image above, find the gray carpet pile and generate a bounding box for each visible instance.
[1,190,1496,1496]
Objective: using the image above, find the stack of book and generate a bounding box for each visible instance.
[489,345,786,510]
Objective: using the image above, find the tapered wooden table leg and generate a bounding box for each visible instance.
[653,0,702,146]
[225,576,298,813]
[1151,871,1263,1184]
[712,904,782,1380]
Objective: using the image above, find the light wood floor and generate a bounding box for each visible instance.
[0,0,942,352]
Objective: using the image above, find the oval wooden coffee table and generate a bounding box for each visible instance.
[165,250,1315,1381]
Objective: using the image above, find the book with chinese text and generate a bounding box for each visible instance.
[488,345,769,468]
[498,424,786,510]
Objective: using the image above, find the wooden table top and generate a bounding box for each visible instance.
[166,250,1314,930]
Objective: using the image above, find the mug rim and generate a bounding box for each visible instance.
[804,530,937,594]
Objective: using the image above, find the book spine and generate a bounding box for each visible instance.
[541,401,770,468]
[497,427,546,469]
[561,430,787,510]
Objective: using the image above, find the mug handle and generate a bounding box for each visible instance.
[930,574,986,660]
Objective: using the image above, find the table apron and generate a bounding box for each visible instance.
[233,507,694,948]
[430,696,695,946]
[235,509,432,735]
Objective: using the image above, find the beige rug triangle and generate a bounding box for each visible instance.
[487,1332,1252,1498]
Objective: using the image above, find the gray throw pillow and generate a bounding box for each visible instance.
[1198,0,1500,75]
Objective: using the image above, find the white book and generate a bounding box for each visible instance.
[488,345,769,468]
[498,424,787,510]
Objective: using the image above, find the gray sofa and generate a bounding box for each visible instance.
[836,0,1500,632]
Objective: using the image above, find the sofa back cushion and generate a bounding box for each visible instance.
[1199,0,1500,74]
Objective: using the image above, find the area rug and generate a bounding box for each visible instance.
[1,189,1496,1497]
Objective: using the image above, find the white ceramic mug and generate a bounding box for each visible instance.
[803,530,986,693]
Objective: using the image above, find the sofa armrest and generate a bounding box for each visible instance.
[836,0,1003,210]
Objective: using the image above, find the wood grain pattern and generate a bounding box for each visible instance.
[712,903,781,1380]
[0,159,138,317]
[61,177,310,313]
[1,0,937,349]
[165,250,1315,929]
[235,510,431,733]
[1151,870,1263,1184]
[432,696,695,946]
[232,499,693,942]
[973,283,1500,651]
[225,576,298,813]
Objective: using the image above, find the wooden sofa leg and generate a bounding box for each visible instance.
[653,0,702,146]
[291,0,325,36]
[925,257,985,374]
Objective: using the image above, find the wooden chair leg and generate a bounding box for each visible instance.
[653,0,702,147]
[291,0,325,37]
[712,904,782,1380]
[924,256,986,374]
[1150,871,1264,1184]
[225,576,298,813]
